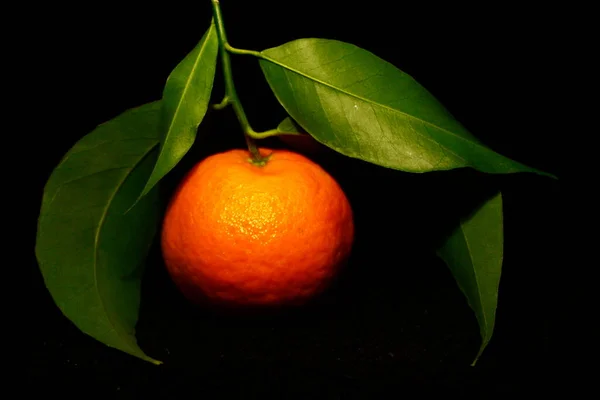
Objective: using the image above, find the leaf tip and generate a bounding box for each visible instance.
[123,194,144,216]
[528,165,558,180]
[470,338,492,367]
[125,180,156,215]
[149,358,164,366]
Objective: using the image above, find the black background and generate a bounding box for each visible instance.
[30,1,564,397]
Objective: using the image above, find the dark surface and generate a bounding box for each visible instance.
[30,1,563,397]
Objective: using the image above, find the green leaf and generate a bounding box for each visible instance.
[259,39,555,178]
[437,191,504,366]
[277,116,304,133]
[35,101,163,365]
[137,19,219,199]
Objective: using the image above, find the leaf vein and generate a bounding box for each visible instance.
[460,224,488,333]
[91,145,157,353]
[161,24,215,151]
[260,52,502,157]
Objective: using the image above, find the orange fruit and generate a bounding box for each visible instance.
[160,147,355,308]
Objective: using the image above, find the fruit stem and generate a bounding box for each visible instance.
[211,0,265,163]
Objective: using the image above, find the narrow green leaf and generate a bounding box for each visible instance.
[138,20,219,199]
[35,101,163,365]
[437,191,504,366]
[259,39,555,178]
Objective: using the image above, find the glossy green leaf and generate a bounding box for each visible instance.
[437,191,504,366]
[35,101,163,365]
[259,39,555,178]
[138,20,218,199]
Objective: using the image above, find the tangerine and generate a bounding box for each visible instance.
[160,147,354,308]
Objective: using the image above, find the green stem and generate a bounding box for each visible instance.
[224,43,261,58]
[211,0,263,162]
[212,95,230,110]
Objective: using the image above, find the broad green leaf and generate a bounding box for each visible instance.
[437,191,504,366]
[35,101,163,365]
[138,20,218,199]
[259,39,555,178]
